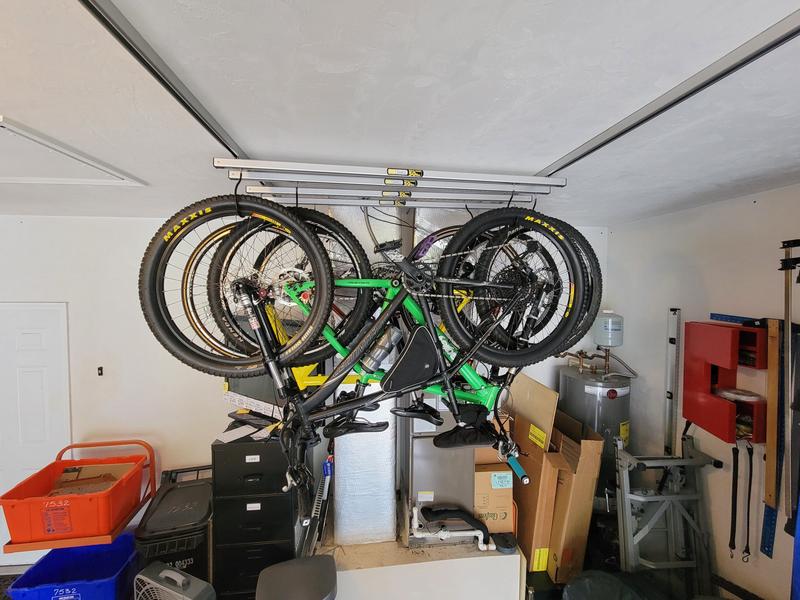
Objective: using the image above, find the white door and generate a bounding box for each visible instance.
[0,303,71,566]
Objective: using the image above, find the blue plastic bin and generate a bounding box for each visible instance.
[8,533,138,600]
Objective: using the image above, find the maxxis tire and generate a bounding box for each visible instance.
[139,195,333,378]
[548,217,603,352]
[435,208,587,368]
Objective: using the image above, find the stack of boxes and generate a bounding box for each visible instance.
[473,373,604,585]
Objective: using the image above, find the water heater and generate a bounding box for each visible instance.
[558,366,631,493]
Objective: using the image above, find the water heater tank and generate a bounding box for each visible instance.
[558,365,631,494]
[593,310,624,348]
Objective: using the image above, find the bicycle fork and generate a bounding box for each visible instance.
[232,279,317,505]
[232,279,289,400]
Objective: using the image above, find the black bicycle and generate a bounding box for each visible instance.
[139,196,602,524]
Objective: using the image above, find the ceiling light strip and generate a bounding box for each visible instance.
[0,115,143,186]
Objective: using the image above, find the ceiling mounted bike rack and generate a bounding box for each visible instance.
[213,158,566,209]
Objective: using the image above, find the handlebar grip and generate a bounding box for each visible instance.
[507,455,530,485]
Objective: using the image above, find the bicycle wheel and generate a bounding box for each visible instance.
[139,195,333,377]
[436,208,588,367]
[207,208,374,366]
[547,217,603,351]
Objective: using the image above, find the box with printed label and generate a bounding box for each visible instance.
[514,412,569,572]
[473,464,514,533]
[508,374,563,572]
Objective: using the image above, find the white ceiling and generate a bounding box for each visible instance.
[113,0,798,172]
[0,0,230,217]
[547,34,800,223]
[1,0,799,224]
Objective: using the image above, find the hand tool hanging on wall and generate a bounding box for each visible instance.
[743,441,754,562]
[780,239,800,531]
[786,331,800,536]
[762,319,786,557]
[730,443,740,559]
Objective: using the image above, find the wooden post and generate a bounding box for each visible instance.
[765,318,780,508]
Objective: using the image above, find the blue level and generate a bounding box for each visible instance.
[709,313,752,324]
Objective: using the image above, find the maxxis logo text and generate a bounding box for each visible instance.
[524,215,564,240]
[163,207,213,243]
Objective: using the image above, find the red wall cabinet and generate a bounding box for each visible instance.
[683,321,767,443]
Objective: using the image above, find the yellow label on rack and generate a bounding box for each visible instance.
[528,423,546,449]
[387,168,423,177]
[383,178,417,187]
[532,547,549,571]
[620,420,630,447]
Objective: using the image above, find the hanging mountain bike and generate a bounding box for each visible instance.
[139,194,602,522]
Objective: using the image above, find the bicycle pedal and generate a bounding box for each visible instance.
[391,402,443,426]
[323,420,389,439]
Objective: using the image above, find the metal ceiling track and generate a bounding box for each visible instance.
[79,0,247,159]
[538,9,800,176]
[214,158,566,209]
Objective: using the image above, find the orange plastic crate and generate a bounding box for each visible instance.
[0,440,155,545]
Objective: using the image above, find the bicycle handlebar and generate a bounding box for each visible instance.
[507,455,530,485]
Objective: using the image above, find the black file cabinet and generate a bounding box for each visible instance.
[212,437,298,598]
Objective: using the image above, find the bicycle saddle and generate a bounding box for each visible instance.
[256,556,337,600]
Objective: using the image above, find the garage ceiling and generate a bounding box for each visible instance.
[0,0,230,217]
[548,33,800,223]
[2,0,799,223]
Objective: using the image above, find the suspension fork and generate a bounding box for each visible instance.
[232,280,288,400]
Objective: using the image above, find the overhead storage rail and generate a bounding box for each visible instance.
[213,158,566,209]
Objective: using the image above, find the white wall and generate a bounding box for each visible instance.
[0,215,228,471]
[605,183,800,600]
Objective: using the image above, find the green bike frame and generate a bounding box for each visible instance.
[285,278,501,410]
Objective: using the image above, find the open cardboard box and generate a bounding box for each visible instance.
[547,411,603,583]
[502,373,604,582]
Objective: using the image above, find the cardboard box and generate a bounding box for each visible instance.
[49,463,135,497]
[474,445,499,465]
[474,419,502,465]
[509,374,563,572]
[514,413,569,572]
[546,411,604,584]
[508,374,559,442]
[474,463,514,533]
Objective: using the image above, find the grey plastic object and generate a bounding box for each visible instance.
[256,556,337,600]
[134,561,216,600]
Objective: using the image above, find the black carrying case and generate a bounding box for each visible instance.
[135,479,213,581]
